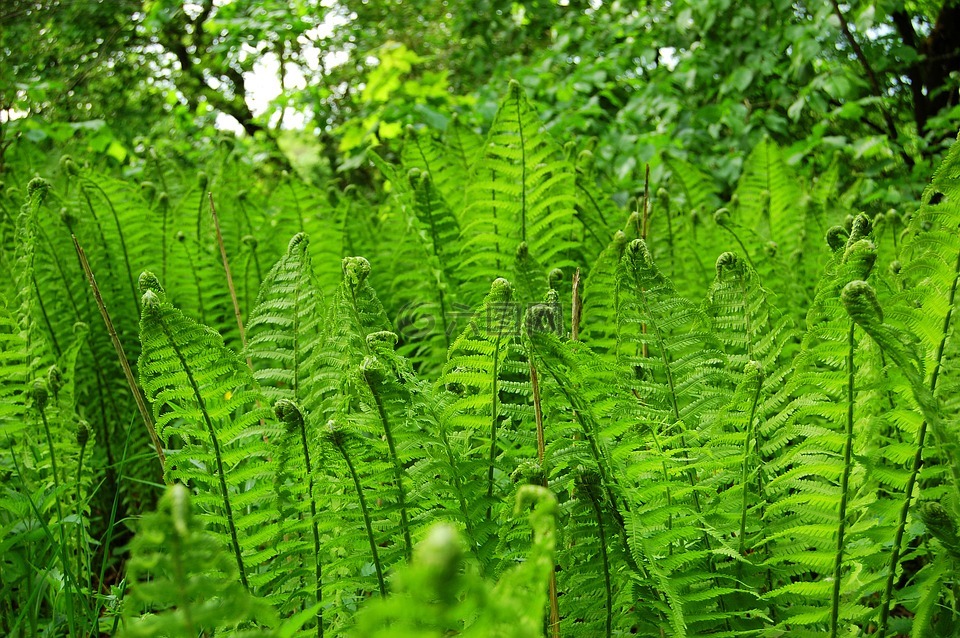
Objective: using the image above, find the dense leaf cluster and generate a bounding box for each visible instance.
[1,84,959,637]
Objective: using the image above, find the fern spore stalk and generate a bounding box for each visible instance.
[73,236,165,469]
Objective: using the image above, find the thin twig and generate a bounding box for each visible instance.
[571,267,582,341]
[529,360,559,638]
[641,164,651,240]
[72,235,166,471]
[209,193,249,356]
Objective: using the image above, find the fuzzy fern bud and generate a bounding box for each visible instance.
[713,207,731,226]
[361,355,387,384]
[59,207,76,230]
[342,256,371,288]
[919,501,960,560]
[76,420,90,447]
[624,239,663,284]
[743,359,764,385]
[847,212,872,245]
[513,459,547,486]
[273,399,305,433]
[30,380,48,412]
[287,232,308,253]
[242,235,258,249]
[60,155,79,176]
[140,181,156,201]
[764,241,778,258]
[715,252,745,281]
[826,225,849,252]
[890,260,902,276]
[322,420,347,448]
[27,177,50,204]
[842,280,883,324]
[138,271,165,297]
[548,268,563,290]
[842,238,877,280]
[176,230,186,243]
[197,171,208,191]
[157,192,169,209]
[657,187,670,207]
[489,277,513,305]
[413,523,465,598]
[46,365,62,400]
[141,289,162,317]
[574,466,604,502]
[366,330,398,351]
[526,289,562,336]
[166,482,193,539]
[612,230,627,250]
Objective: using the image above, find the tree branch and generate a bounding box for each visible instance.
[829,0,912,166]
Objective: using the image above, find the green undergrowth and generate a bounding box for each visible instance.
[1,83,959,637]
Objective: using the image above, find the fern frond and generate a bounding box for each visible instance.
[458,82,580,304]
[138,277,279,593]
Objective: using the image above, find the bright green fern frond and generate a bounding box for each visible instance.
[246,232,325,405]
[138,279,280,594]
[457,82,580,304]
[615,238,728,427]
[734,136,804,258]
[439,277,534,570]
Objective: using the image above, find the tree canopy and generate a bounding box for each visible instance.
[3,0,958,190]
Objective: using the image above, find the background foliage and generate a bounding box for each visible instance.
[1,1,960,637]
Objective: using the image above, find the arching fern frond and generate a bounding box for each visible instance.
[138,276,279,594]
[458,82,580,304]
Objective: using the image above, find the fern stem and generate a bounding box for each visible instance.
[737,372,763,555]
[830,322,857,638]
[517,93,527,243]
[75,433,89,604]
[486,318,507,522]
[32,277,62,357]
[333,435,387,597]
[586,488,613,638]
[296,419,323,637]
[528,359,559,638]
[878,235,960,637]
[154,309,248,589]
[363,369,413,561]
[179,238,209,325]
[210,194,249,353]
[73,237,165,468]
[571,268,581,341]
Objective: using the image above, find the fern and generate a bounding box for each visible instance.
[137,275,279,593]
[120,483,278,637]
[458,81,580,304]
[348,486,558,638]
